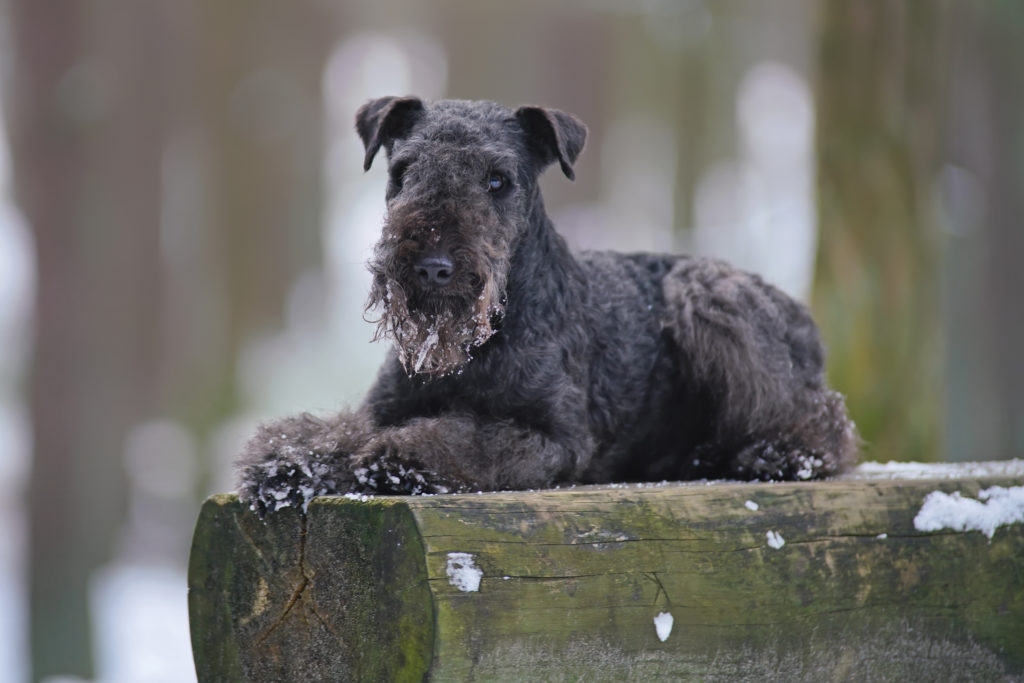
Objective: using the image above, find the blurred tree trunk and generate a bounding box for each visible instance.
[6,1,164,678]
[940,3,1024,461]
[979,5,1024,461]
[4,1,332,679]
[814,0,945,463]
[163,2,332,438]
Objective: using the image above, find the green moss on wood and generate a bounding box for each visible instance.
[189,471,1024,682]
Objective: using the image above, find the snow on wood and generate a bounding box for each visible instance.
[445,552,482,592]
[653,612,674,642]
[913,485,1024,539]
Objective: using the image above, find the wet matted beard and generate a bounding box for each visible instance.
[366,275,506,377]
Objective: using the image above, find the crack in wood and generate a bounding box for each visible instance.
[428,572,610,582]
[232,514,269,566]
[421,536,703,545]
[646,572,671,607]
[308,602,340,640]
[255,515,311,646]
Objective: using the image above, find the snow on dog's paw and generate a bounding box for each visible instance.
[239,458,336,519]
[352,451,457,496]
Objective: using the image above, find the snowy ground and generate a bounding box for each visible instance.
[89,564,196,683]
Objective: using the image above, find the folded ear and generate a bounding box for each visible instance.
[355,96,425,171]
[514,106,587,180]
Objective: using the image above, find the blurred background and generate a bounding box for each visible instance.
[0,0,1021,681]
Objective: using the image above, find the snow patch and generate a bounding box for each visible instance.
[848,459,1024,481]
[653,611,674,642]
[795,454,824,480]
[766,530,785,549]
[412,327,439,374]
[744,500,759,511]
[913,486,1024,540]
[343,492,372,503]
[446,552,482,592]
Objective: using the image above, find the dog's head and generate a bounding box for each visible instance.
[356,97,587,376]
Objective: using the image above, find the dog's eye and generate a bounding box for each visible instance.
[487,173,507,193]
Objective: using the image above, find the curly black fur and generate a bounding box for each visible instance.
[235,97,858,515]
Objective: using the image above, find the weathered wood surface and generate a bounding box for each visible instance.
[189,461,1024,682]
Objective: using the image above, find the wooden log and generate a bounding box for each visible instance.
[188,461,1024,681]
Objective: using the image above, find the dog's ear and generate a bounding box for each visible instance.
[355,96,425,171]
[515,106,587,180]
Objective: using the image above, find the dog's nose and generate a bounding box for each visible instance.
[415,254,455,288]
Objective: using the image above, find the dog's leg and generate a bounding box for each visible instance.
[662,258,858,480]
[234,410,375,516]
[729,388,857,480]
[352,413,593,494]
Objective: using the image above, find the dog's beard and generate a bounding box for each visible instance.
[365,273,505,377]
[366,203,514,376]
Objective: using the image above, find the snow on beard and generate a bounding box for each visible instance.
[365,185,514,377]
[365,271,505,377]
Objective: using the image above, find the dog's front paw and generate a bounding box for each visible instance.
[352,449,460,496]
[238,458,339,518]
[236,422,344,517]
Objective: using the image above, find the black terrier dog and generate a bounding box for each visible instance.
[236,97,857,516]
